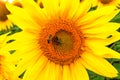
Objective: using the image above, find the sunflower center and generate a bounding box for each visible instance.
[99,0,113,4]
[52,30,74,54]
[40,19,84,65]
[0,1,10,21]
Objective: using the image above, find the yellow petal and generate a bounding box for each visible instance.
[84,32,112,39]
[92,0,99,6]
[0,33,9,47]
[23,55,48,80]
[84,31,120,39]
[20,0,47,25]
[59,0,71,18]
[73,0,91,20]
[80,58,105,76]
[49,62,57,80]
[70,60,89,80]
[77,6,119,25]
[6,3,34,22]
[59,0,79,19]
[0,19,12,30]
[36,62,62,80]
[7,14,40,32]
[82,23,120,34]
[85,38,120,58]
[67,0,80,19]
[1,31,40,58]
[12,53,39,80]
[56,64,63,80]
[42,0,60,18]
[81,52,118,78]
[89,31,120,45]
[9,31,39,42]
[36,61,51,80]
[80,11,120,30]
[63,65,72,80]
[105,31,120,45]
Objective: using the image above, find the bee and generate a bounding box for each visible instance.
[47,34,52,44]
[53,36,61,45]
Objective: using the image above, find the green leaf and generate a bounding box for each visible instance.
[113,44,120,52]
[113,63,120,72]
[117,28,120,32]
[88,6,97,12]
[109,63,120,80]
[9,50,16,54]
[0,24,22,36]
[92,76,105,80]
[6,39,15,43]
[107,40,120,53]
[112,40,120,53]
[107,58,120,64]
[0,28,11,35]
[19,71,26,79]
[7,24,22,36]
[110,12,120,23]
[87,70,105,80]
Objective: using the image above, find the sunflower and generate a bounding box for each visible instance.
[6,0,120,80]
[0,0,22,30]
[92,0,120,8]
[0,34,20,80]
[0,0,12,30]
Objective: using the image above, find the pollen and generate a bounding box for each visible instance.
[0,1,10,21]
[39,18,85,65]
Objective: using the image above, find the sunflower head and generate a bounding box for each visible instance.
[0,1,10,22]
[39,18,85,65]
